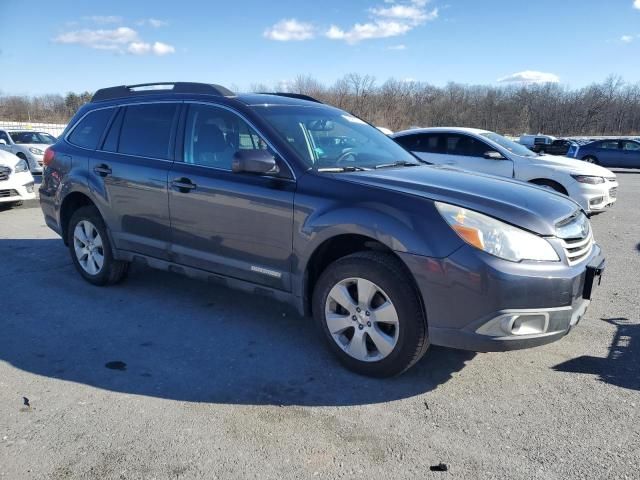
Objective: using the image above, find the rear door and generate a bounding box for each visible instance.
[168,103,295,291]
[86,102,179,259]
[621,140,640,168]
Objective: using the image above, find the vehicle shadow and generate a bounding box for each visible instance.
[0,238,475,407]
[552,317,639,391]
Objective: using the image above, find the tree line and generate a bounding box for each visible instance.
[3,75,640,136]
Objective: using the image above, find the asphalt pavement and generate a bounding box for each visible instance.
[0,171,638,479]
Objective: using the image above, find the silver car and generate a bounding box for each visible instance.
[0,130,57,173]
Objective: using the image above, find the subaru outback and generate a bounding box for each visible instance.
[40,82,605,377]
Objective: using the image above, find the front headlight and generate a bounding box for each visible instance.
[571,175,604,184]
[29,147,44,155]
[435,202,559,262]
[14,159,29,173]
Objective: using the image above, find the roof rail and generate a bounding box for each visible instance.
[258,92,323,104]
[91,82,235,102]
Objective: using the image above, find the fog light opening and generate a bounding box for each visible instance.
[589,196,604,206]
[509,314,549,336]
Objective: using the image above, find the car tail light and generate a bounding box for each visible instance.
[43,147,55,167]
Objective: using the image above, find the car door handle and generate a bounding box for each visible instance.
[94,164,112,176]
[171,178,197,192]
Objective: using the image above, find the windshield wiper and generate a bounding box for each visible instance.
[317,166,370,172]
[374,160,421,169]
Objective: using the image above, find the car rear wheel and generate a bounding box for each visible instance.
[312,251,428,377]
[583,155,598,164]
[67,206,129,286]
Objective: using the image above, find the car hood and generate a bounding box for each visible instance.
[0,150,20,169]
[341,165,580,236]
[523,154,615,178]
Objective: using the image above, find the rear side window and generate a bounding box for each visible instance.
[118,104,178,160]
[599,141,619,150]
[68,109,113,149]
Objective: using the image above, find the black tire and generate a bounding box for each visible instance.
[529,179,568,195]
[67,205,129,286]
[312,251,428,377]
[583,155,598,164]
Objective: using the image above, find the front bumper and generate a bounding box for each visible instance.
[0,172,36,203]
[26,152,44,173]
[399,243,604,352]
[569,180,618,213]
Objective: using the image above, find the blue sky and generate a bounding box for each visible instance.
[1,0,640,95]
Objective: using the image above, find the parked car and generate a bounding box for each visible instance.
[392,127,618,213]
[532,139,576,156]
[40,82,605,377]
[0,129,57,174]
[519,134,556,149]
[568,139,640,168]
[0,149,36,207]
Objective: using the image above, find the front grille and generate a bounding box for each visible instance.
[556,213,594,265]
[609,187,618,199]
[0,166,10,181]
[0,189,19,198]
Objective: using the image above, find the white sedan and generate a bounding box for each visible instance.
[0,129,57,174]
[0,149,36,207]
[392,127,618,213]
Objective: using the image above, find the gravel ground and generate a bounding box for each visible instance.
[0,172,638,480]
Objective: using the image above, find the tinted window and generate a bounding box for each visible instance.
[396,133,443,153]
[599,141,619,150]
[446,134,489,157]
[68,109,113,149]
[102,109,124,152]
[622,141,640,151]
[118,104,178,159]
[184,104,267,170]
[0,131,9,143]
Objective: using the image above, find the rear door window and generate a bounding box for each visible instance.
[68,108,114,149]
[118,103,178,160]
[599,141,620,150]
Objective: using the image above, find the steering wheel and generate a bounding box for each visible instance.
[335,148,357,166]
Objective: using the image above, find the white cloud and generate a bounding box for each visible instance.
[83,15,122,24]
[137,18,169,28]
[128,41,175,55]
[621,34,634,43]
[54,27,139,50]
[386,44,407,50]
[54,25,174,56]
[497,70,560,84]
[264,19,315,41]
[634,0,640,9]
[326,2,438,44]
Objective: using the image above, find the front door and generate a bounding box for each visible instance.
[621,140,640,168]
[440,133,513,177]
[168,103,295,291]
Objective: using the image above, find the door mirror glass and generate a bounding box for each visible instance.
[484,150,505,160]
[232,149,279,175]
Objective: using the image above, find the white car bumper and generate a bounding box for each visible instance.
[0,171,36,203]
[568,179,618,213]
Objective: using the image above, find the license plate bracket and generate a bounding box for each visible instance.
[583,259,605,300]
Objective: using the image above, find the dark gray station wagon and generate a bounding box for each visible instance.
[40,82,605,377]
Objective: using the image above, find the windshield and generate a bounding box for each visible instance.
[480,132,538,158]
[9,131,57,145]
[256,106,420,171]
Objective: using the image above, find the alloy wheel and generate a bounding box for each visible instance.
[324,277,400,362]
[73,220,105,275]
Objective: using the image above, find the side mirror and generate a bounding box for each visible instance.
[484,150,506,160]
[232,149,279,175]
[0,139,6,145]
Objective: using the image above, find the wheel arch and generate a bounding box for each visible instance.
[528,178,569,195]
[301,233,426,323]
[59,191,100,245]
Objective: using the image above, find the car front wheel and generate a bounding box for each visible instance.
[313,251,428,377]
